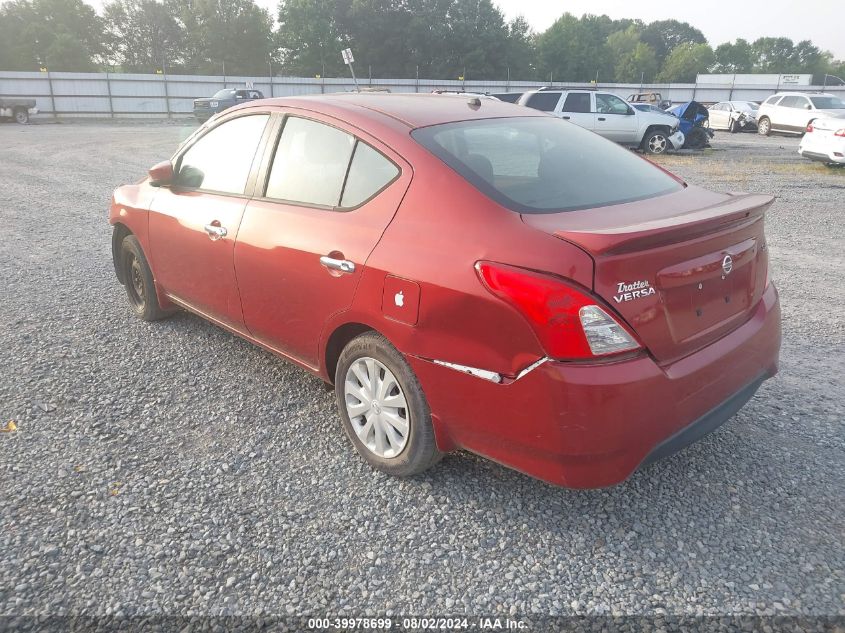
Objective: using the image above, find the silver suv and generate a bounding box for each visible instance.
[756,92,845,135]
[517,88,684,154]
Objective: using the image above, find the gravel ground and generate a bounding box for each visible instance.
[0,121,843,626]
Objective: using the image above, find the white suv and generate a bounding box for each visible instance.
[517,88,684,154]
[756,92,845,135]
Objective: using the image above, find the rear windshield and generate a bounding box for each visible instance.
[412,117,683,213]
[810,96,845,109]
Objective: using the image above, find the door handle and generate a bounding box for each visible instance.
[320,256,356,274]
[562,115,571,120]
[598,117,606,121]
[203,223,227,240]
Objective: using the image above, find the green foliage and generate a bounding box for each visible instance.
[0,0,104,70]
[103,0,186,72]
[606,26,658,83]
[640,19,706,64]
[657,43,715,83]
[713,38,753,73]
[0,0,842,84]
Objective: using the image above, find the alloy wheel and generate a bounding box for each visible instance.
[649,134,667,154]
[344,357,409,458]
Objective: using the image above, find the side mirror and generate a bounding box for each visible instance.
[148,160,174,187]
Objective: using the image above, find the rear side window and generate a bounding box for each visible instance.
[412,117,683,213]
[265,117,355,207]
[177,114,269,194]
[341,143,399,208]
[562,93,591,113]
[264,116,398,209]
[524,92,561,112]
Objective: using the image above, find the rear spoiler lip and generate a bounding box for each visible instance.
[550,193,774,256]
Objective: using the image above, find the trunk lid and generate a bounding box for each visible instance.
[521,186,773,363]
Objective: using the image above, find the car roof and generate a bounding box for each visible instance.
[251,92,542,129]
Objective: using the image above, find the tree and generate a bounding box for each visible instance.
[713,38,753,73]
[751,37,797,72]
[641,19,706,64]
[537,13,618,82]
[606,25,658,83]
[276,0,350,76]
[442,0,511,79]
[171,0,274,75]
[0,0,105,71]
[504,16,536,80]
[103,0,186,72]
[657,42,715,82]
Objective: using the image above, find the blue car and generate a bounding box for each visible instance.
[667,100,715,149]
[193,88,264,121]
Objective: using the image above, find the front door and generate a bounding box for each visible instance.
[148,113,271,329]
[234,113,411,368]
[593,93,638,143]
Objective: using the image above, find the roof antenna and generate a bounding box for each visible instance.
[467,96,481,108]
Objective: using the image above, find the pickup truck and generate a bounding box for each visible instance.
[193,88,264,121]
[0,98,38,124]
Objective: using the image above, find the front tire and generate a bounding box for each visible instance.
[119,235,172,321]
[14,108,28,124]
[757,117,771,136]
[642,129,669,154]
[335,332,442,477]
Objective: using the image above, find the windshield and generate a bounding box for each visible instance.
[212,89,235,99]
[412,117,683,214]
[737,102,758,111]
[810,96,845,109]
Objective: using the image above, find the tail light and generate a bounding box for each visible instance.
[835,128,845,137]
[475,262,641,360]
[806,123,814,133]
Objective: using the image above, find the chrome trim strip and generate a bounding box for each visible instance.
[433,360,502,384]
[515,357,549,379]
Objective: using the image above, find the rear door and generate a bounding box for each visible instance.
[148,112,272,329]
[558,92,595,130]
[234,113,411,368]
[709,103,728,129]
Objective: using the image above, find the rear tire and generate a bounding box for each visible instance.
[14,108,28,124]
[119,235,172,321]
[757,117,771,136]
[335,332,442,478]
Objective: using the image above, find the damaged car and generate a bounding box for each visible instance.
[668,101,715,149]
[708,101,759,133]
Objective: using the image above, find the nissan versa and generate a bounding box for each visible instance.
[109,94,781,488]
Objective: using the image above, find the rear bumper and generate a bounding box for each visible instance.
[409,283,781,488]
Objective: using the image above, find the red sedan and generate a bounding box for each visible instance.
[109,94,781,488]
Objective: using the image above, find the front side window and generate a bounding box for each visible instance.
[595,93,630,115]
[177,114,269,194]
[562,93,591,113]
[413,117,683,214]
[779,96,806,109]
[525,92,561,112]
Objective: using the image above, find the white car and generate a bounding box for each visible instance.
[757,92,845,136]
[799,117,845,165]
[708,101,759,132]
[518,88,684,154]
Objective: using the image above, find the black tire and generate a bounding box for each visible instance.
[335,332,442,477]
[14,108,28,124]
[119,235,172,321]
[685,127,709,149]
[757,117,771,136]
[642,129,670,154]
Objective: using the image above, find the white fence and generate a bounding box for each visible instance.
[2,70,843,119]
